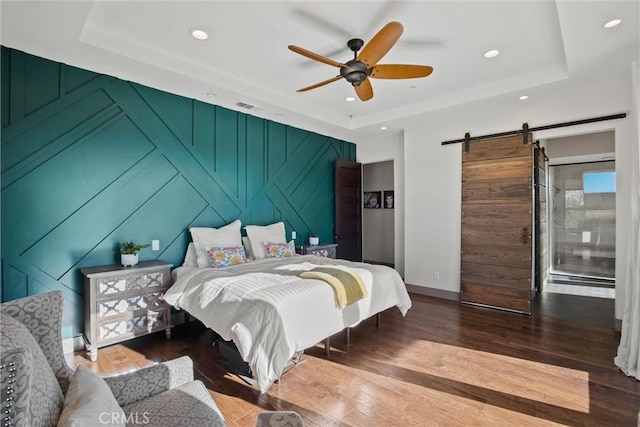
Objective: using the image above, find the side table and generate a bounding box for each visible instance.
[296,243,338,259]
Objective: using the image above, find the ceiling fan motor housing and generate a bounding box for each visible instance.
[340,60,370,86]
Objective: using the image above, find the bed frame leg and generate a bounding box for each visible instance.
[345,327,350,345]
[377,313,381,328]
[324,337,331,357]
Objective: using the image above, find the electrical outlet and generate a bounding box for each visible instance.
[433,271,440,280]
[152,240,160,251]
[291,231,297,240]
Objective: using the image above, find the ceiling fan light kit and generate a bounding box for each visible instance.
[288,21,433,101]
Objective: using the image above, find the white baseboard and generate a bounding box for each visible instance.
[63,335,87,355]
[405,284,460,301]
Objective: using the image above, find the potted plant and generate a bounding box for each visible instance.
[309,232,320,246]
[120,241,150,267]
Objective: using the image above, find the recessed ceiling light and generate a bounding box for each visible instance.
[409,85,417,89]
[190,28,208,40]
[519,95,529,100]
[275,113,284,118]
[345,96,355,102]
[484,49,500,59]
[604,19,622,29]
[380,126,387,130]
[206,92,217,97]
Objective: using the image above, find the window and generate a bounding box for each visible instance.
[584,171,616,193]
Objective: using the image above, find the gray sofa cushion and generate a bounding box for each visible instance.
[0,313,64,427]
[1,348,34,427]
[104,355,195,407]
[122,380,226,427]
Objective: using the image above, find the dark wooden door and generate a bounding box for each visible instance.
[334,159,362,261]
[460,135,535,313]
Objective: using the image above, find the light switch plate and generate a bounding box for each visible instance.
[152,240,160,251]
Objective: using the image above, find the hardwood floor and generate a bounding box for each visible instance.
[533,290,615,329]
[75,293,640,426]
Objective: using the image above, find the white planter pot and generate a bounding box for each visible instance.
[121,253,139,267]
[309,237,319,246]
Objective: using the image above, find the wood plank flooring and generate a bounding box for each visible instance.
[75,293,640,426]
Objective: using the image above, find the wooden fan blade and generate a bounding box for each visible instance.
[297,75,342,92]
[355,78,374,101]
[357,21,404,67]
[288,45,347,69]
[370,64,434,79]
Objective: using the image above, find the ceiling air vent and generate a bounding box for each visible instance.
[235,101,263,111]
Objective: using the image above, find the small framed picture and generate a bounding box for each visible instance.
[364,191,382,209]
[384,191,394,209]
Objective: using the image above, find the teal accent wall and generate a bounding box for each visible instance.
[0,47,356,337]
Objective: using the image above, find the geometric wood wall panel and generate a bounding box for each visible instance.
[0,47,356,337]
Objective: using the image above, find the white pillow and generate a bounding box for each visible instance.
[245,222,287,259]
[182,242,198,267]
[57,365,126,427]
[190,220,242,268]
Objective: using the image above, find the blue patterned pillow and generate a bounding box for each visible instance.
[265,241,296,258]
[206,246,248,268]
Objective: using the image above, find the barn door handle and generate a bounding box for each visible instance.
[522,227,529,244]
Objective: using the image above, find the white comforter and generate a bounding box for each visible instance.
[163,255,412,392]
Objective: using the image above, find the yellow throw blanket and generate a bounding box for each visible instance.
[300,266,368,307]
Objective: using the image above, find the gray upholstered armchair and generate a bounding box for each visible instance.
[0,291,226,427]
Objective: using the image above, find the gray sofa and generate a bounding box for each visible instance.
[0,290,226,427]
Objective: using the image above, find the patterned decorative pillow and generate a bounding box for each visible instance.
[206,246,248,268]
[265,241,296,258]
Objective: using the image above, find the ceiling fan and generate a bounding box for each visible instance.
[288,21,433,102]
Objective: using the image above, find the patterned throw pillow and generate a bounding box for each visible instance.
[265,241,296,258]
[206,246,248,268]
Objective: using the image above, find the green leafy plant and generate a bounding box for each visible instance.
[120,241,150,255]
[310,232,319,238]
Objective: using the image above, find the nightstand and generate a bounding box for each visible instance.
[81,260,173,361]
[296,243,338,258]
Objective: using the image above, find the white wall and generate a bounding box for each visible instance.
[355,133,405,277]
[544,131,615,163]
[401,75,635,319]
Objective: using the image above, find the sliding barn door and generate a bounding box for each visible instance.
[534,147,548,293]
[460,135,535,313]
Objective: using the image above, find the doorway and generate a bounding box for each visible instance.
[549,161,616,281]
[362,160,394,267]
[536,131,616,328]
[536,166,616,328]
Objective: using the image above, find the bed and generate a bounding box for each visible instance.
[162,221,412,393]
